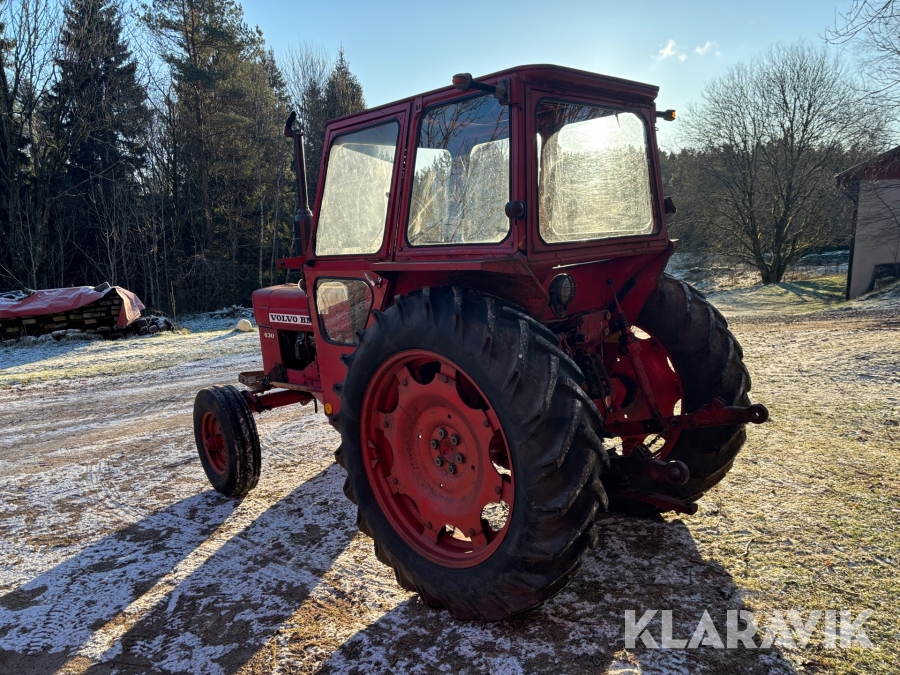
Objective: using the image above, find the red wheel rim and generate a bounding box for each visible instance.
[200,411,227,475]
[361,350,514,568]
[608,327,684,460]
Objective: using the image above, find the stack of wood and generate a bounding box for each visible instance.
[0,284,170,341]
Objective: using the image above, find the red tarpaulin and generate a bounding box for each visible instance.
[0,286,145,328]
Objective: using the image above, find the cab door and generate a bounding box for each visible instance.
[304,103,409,417]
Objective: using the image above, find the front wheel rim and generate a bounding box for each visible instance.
[200,411,227,475]
[360,350,514,568]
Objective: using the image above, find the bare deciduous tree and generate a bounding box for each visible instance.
[681,42,889,283]
[283,41,330,195]
[827,1,900,103]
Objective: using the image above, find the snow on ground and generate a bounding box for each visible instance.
[664,251,849,295]
[0,315,257,387]
[704,276,849,317]
[1,290,898,674]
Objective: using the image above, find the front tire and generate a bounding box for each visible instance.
[193,385,261,498]
[335,288,609,621]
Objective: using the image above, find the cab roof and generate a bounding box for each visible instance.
[329,64,661,125]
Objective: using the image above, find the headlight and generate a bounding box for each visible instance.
[549,274,576,316]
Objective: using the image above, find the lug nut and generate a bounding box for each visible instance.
[437,427,446,439]
[447,463,456,474]
[455,453,465,463]
[430,439,439,449]
[434,456,443,467]
[450,435,459,446]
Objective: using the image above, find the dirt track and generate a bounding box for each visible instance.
[1,307,898,674]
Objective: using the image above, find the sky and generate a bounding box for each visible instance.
[240,0,857,149]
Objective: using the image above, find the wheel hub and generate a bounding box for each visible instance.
[362,351,514,567]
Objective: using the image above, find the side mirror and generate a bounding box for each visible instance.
[284,111,296,138]
[664,196,677,215]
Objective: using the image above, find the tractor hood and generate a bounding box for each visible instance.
[252,284,312,331]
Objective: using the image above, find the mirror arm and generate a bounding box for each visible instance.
[452,73,510,105]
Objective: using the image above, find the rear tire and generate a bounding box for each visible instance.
[193,385,261,498]
[335,287,609,621]
[608,275,751,512]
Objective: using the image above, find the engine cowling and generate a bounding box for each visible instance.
[252,284,314,377]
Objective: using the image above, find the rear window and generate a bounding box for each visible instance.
[536,101,654,244]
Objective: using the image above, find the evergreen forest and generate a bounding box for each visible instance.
[1,0,365,312]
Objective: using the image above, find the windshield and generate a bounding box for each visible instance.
[407,94,510,246]
[315,122,399,256]
[537,101,654,244]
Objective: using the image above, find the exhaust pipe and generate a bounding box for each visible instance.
[285,112,313,258]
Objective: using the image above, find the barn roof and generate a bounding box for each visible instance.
[836,145,900,185]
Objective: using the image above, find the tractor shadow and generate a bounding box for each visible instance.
[208,330,252,342]
[0,463,357,675]
[319,513,798,675]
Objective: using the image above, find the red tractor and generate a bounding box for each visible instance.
[193,65,767,621]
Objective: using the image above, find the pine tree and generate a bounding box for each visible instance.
[324,47,365,124]
[145,0,296,308]
[303,77,327,197]
[50,0,150,284]
[54,0,148,183]
[300,47,365,198]
[145,0,252,251]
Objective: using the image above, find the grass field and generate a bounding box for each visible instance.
[705,275,848,316]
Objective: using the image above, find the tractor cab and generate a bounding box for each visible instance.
[253,65,677,418]
[193,65,766,623]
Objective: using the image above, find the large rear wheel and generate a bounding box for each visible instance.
[335,287,608,621]
[605,275,751,512]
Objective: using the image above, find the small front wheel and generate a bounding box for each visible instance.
[193,385,261,497]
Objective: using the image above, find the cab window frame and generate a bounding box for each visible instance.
[311,117,404,259]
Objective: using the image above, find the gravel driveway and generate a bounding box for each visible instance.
[1,303,897,674]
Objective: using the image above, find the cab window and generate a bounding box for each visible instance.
[537,101,654,244]
[315,122,399,256]
[407,95,510,246]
